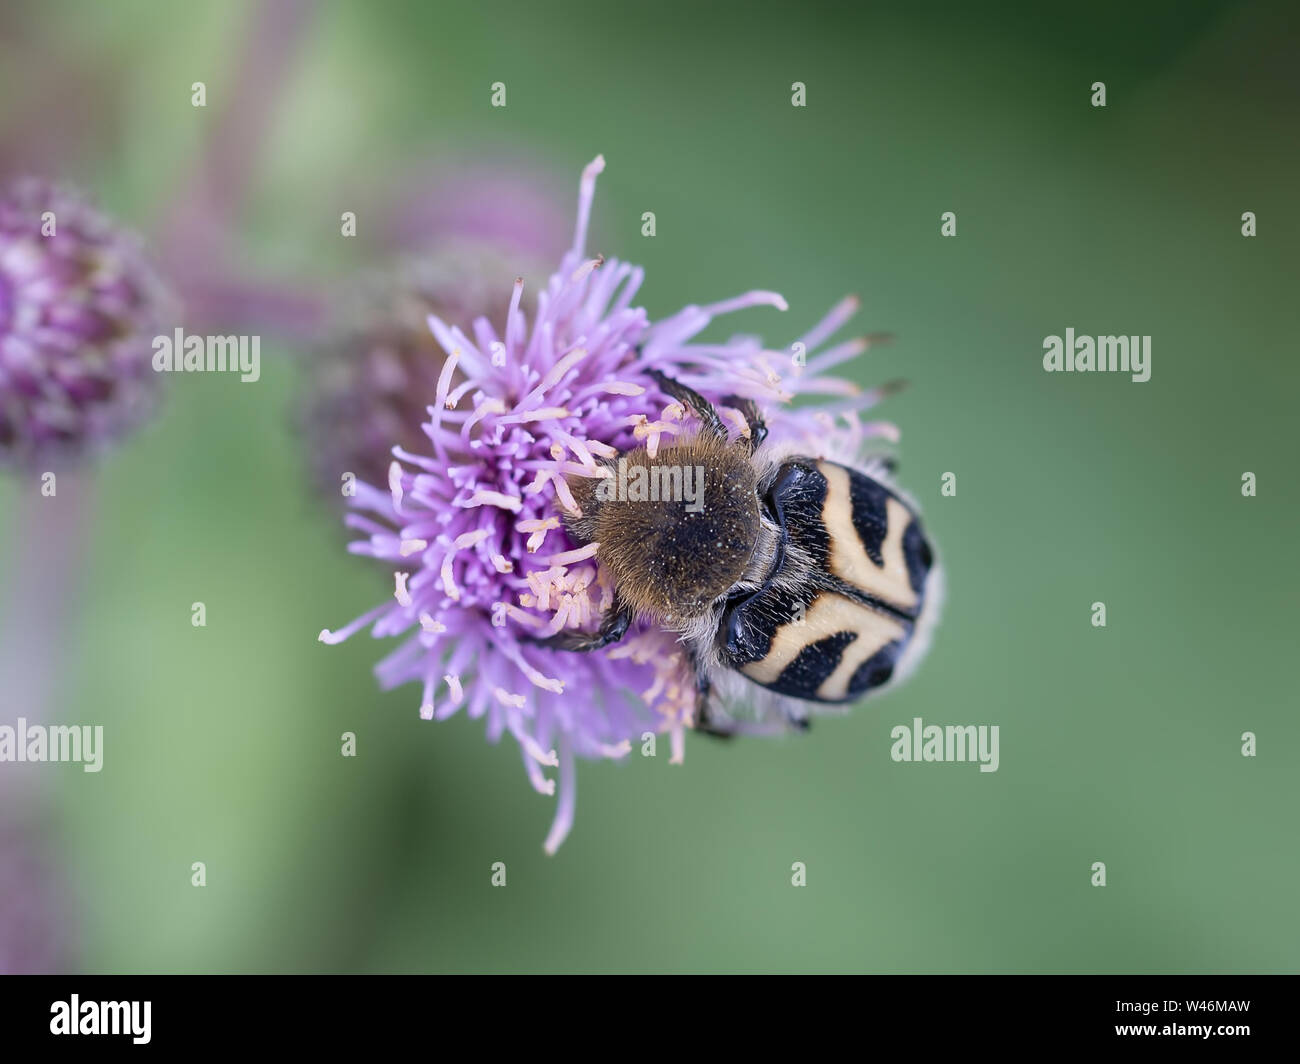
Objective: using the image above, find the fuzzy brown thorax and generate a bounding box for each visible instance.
[564,435,761,622]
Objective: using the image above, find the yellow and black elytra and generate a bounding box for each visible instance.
[536,369,939,735]
[721,458,933,703]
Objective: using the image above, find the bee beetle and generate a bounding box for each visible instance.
[544,369,940,736]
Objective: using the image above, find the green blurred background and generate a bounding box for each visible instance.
[1,0,1297,972]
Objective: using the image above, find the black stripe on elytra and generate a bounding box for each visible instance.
[835,461,933,618]
[842,462,934,597]
[843,638,906,700]
[843,464,893,568]
[902,517,934,595]
[768,630,907,703]
[766,631,855,700]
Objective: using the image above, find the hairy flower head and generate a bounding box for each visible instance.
[302,243,548,495]
[321,157,898,852]
[0,179,173,468]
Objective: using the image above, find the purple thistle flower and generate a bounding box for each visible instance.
[320,156,900,852]
[0,178,173,468]
[302,243,550,496]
